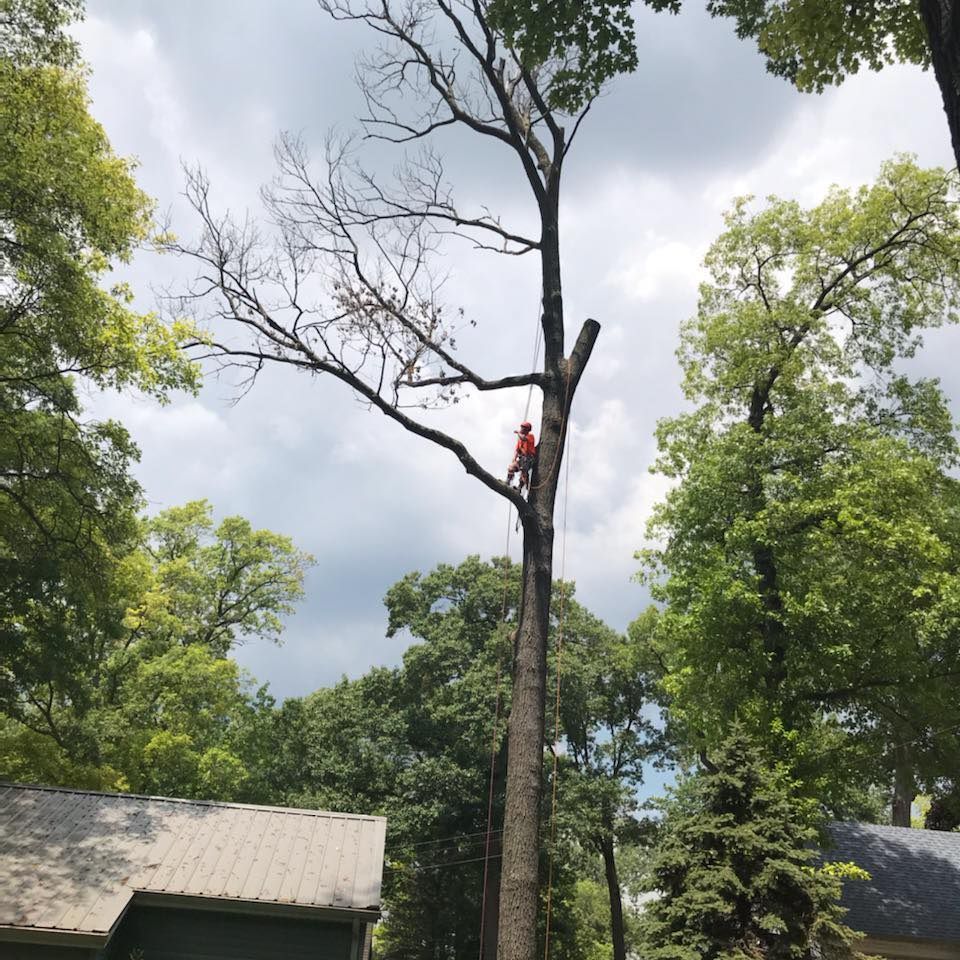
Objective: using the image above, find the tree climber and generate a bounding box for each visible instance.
[507,421,537,492]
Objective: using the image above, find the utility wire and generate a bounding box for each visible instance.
[387,854,503,875]
[399,829,503,850]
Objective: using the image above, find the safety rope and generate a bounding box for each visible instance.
[542,423,572,960]
[523,315,543,424]
[478,504,514,960]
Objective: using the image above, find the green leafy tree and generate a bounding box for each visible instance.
[639,158,960,822]
[1,0,82,67]
[704,0,927,92]
[704,2,960,171]
[280,557,518,960]
[137,500,312,654]
[0,0,197,727]
[487,0,677,111]
[1,500,311,799]
[639,726,867,960]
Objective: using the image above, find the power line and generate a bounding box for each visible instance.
[400,829,503,850]
[387,853,503,875]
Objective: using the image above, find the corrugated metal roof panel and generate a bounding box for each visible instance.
[0,783,387,940]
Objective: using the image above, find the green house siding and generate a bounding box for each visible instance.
[1,944,99,960]
[104,904,359,960]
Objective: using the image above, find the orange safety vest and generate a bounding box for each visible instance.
[515,432,536,457]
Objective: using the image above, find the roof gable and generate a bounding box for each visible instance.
[0,783,387,942]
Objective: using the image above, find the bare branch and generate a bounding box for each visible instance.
[167,165,536,514]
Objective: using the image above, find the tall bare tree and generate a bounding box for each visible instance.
[168,4,601,960]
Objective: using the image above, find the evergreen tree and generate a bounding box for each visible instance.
[640,727,866,960]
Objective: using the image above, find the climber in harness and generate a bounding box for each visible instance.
[507,420,537,492]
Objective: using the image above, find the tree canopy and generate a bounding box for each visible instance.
[1,500,311,797]
[639,157,960,817]
[0,0,198,736]
[260,556,663,960]
[705,1,928,92]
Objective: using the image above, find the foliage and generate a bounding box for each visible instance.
[488,0,685,112]
[0,0,83,67]
[638,727,867,960]
[559,878,616,960]
[137,500,312,654]
[276,557,518,960]
[550,601,665,959]
[1,500,311,800]
[0,0,198,732]
[488,0,929,112]
[638,158,960,804]
[705,0,928,92]
[269,556,659,960]
[1,2,196,400]
[557,602,664,835]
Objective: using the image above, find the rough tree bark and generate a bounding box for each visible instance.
[169,5,600,960]
[920,0,960,170]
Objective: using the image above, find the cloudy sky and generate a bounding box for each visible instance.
[77,1,955,702]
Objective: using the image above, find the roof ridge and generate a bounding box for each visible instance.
[0,781,386,823]
[831,819,960,838]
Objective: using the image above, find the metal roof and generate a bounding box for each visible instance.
[0,783,387,942]
[828,821,960,943]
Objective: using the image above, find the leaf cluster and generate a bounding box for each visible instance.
[706,0,928,92]
[487,0,676,112]
[0,0,199,739]
[268,556,664,960]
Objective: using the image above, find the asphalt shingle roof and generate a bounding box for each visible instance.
[828,821,960,943]
[0,783,387,942]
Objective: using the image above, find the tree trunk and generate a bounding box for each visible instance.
[599,833,627,960]
[746,383,788,697]
[892,741,914,827]
[497,512,554,960]
[497,174,599,960]
[919,0,960,170]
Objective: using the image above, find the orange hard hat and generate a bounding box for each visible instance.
[520,421,532,431]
